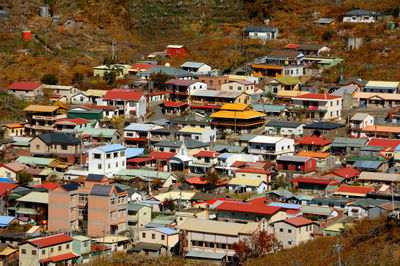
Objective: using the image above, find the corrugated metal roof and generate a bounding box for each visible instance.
[181,62,206,68]
[178,126,208,133]
[95,144,126,153]
[124,123,160,132]
[266,121,303,128]
[252,104,286,112]
[228,178,264,187]
[24,105,59,112]
[277,155,312,162]
[16,156,54,166]
[17,191,48,204]
[179,218,254,236]
[82,128,117,138]
[185,250,226,260]
[352,160,382,169]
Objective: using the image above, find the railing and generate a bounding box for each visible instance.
[32,114,67,121]
[25,124,54,130]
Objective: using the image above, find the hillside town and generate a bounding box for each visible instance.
[1,2,400,265]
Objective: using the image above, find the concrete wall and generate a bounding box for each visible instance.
[274,222,315,249]
[19,240,73,266]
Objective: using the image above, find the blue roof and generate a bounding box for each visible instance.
[126,148,145,159]
[253,104,286,112]
[364,86,396,90]
[96,144,126,153]
[0,178,12,183]
[352,160,382,169]
[217,153,233,159]
[268,202,302,209]
[0,216,17,227]
[395,144,400,151]
[152,227,178,235]
[124,123,155,131]
[141,200,161,204]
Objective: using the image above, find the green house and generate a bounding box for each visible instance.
[72,235,91,264]
[68,107,103,120]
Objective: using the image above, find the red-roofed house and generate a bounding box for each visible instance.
[367,138,400,148]
[183,176,228,191]
[166,45,188,56]
[192,151,221,170]
[323,167,360,181]
[292,93,343,120]
[0,162,28,182]
[334,185,373,197]
[100,89,146,120]
[166,79,207,102]
[34,182,61,191]
[295,136,332,152]
[276,155,317,174]
[234,167,274,190]
[274,217,316,248]
[162,101,188,116]
[296,151,336,172]
[7,82,43,101]
[214,201,285,223]
[292,177,338,192]
[19,233,77,266]
[54,118,91,133]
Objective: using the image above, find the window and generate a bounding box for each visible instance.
[106,153,111,159]
[108,163,111,169]
[229,86,233,90]
[288,241,292,245]
[93,153,101,159]
[116,162,119,167]
[58,246,62,251]
[152,234,155,239]
[66,244,70,249]
[22,249,26,254]
[122,161,125,166]
[114,152,118,158]
[51,248,54,253]
[280,228,283,232]
[36,144,40,149]
[161,235,165,240]
[42,249,46,255]
[142,232,146,238]
[98,164,102,170]
[330,101,333,107]
[288,229,292,233]
[110,198,116,205]
[32,250,36,255]
[61,144,68,150]
[84,242,88,247]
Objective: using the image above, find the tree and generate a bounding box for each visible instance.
[103,70,118,87]
[151,178,163,190]
[163,197,176,211]
[149,72,170,90]
[17,172,33,185]
[41,73,58,85]
[32,206,47,222]
[200,167,220,192]
[233,231,281,264]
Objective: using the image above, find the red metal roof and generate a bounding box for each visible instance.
[8,82,42,91]
[192,198,232,206]
[246,196,267,205]
[336,185,373,195]
[148,151,176,160]
[103,89,143,101]
[295,136,332,146]
[39,252,78,263]
[55,118,89,125]
[329,167,360,179]
[283,216,315,227]
[193,151,221,158]
[126,157,152,163]
[163,101,188,107]
[81,104,116,111]
[166,79,198,86]
[367,138,400,148]
[292,177,336,185]
[130,63,161,70]
[0,183,19,196]
[185,176,228,186]
[189,105,222,109]
[29,234,72,248]
[235,167,272,175]
[285,44,300,49]
[231,161,249,168]
[286,209,301,215]
[34,182,61,191]
[124,137,147,142]
[294,93,341,100]
[215,201,281,215]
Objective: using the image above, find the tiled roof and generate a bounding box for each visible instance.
[39,252,78,263]
[367,138,400,148]
[294,93,341,100]
[295,136,332,146]
[0,183,19,196]
[328,167,360,179]
[163,101,188,108]
[103,89,143,101]
[29,234,72,248]
[8,81,42,91]
[193,151,221,158]
[335,185,373,196]
[34,182,61,191]
[283,216,315,227]
[214,201,281,215]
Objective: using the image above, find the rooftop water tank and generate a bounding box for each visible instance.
[39,6,49,17]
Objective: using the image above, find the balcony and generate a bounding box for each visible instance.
[25,124,54,131]
[32,114,67,121]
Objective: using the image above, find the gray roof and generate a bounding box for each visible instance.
[212,144,246,153]
[36,133,80,145]
[351,113,369,121]
[330,85,359,97]
[90,184,124,196]
[133,242,164,252]
[141,66,193,78]
[265,121,303,128]
[352,160,382,169]
[352,198,390,208]
[239,134,259,142]
[86,174,105,182]
[304,122,345,130]
[154,139,208,149]
[244,26,278,33]
[185,250,226,260]
[331,137,368,148]
[128,204,148,212]
[181,62,206,68]
[266,190,294,199]
[313,18,335,24]
[277,156,312,163]
[344,9,375,17]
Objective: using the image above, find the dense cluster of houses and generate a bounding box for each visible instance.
[0,7,397,264]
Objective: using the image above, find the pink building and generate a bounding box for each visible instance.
[48,174,128,237]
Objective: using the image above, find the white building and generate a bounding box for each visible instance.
[244,26,278,40]
[7,82,43,101]
[343,9,379,23]
[88,144,126,177]
[349,113,375,138]
[181,62,212,76]
[42,84,78,102]
[221,81,257,95]
[248,136,294,160]
[265,121,305,137]
[291,93,343,120]
[177,126,217,143]
[273,217,316,249]
[216,153,262,176]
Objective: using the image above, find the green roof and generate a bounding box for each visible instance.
[16,156,55,166]
[82,128,118,138]
[211,144,246,153]
[114,169,173,181]
[253,104,286,113]
[274,76,300,85]
[128,203,149,212]
[301,205,333,216]
[338,77,368,86]
[331,137,368,148]
[239,134,259,142]
[347,157,385,162]
[72,235,90,241]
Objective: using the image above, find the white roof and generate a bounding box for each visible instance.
[179,218,258,236]
[351,113,370,121]
[365,81,400,88]
[42,85,75,90]
[166,45,184,49]
[353,92,400,100]
[249,135,284,144]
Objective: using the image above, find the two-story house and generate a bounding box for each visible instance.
[19,234,78,266]
[221,81,257,95]
[88,144,126,177]
[29,132,84,164]
[291,93,343,120]
[100,89,146,120]
[343,9,380,23]
[264,121,305,137]
[135,228,179,256]
[42,85,78,102]
[54,118,91,134]
[177,126,216,143]
[123,123,163,147]
[127,204,152,229]
[276,156,317,176]
[248,135,294,160]
[349,113,375,138]
[273,216,316,249]
[166,79,207,102]
[72,235,91,264]
[16,191,48,223]
[198,76,229,90]
[7,81,43,101]
[24,105,67,135]
[181,62,212,76]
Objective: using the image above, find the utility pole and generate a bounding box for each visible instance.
[112,41,116,61]
[333,239,343,266]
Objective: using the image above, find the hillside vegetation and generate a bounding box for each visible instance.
[248,216,400,266]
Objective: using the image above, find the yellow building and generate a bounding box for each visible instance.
[1,124,25,137]
[93,64,131,78]
[210,103,266,133]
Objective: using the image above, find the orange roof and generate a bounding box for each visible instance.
[296,151,330,158]
[3,124,24,129]
[363,125,400,134]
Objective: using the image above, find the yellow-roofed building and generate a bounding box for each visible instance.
[24,105,67,135]
[210,104,266,133]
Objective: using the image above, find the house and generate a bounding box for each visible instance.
[323,166,360,181]
[0,162,28,182]
[264,121,304,137]
[296,152,336,172]
[295,136,332,152]
[353,92,400,108]
[190,151,221,173]
[72,235,91,264]
[127,204,152,229]
[244,26,278,40]
[233,164,274,189]
[292,177,339,192]
[248,135,294,160]
[48,181,129,237]
[215,153,263,176]
[313,18,335,27]
[303,122,346,138]
[88,144,126,177]
[181,62,212,75]
[81,128,121,144]
[146,91,166,104]
[210,104,266,133]
[70,91,90,105]
[276,156,317,175]
[264,76,300,95]
[329,137,367,157]
[343,9,380,23]
[352,160,384,172]
[80,104,119,119]
[42,85,78,102]
[93,64,131,78]
[330,85,360,110]
[24,105,67,135]
[16,191,48,221]
[100,89,146,120]
[7,81,43,101]
[154,139,209,153]
[346,198,391,218]
[179,218,269,262]
[54,118,91,134]
[273,217,316,249]
[67,107,103,121]
[139,66,194,80]
[1,124,25,137]
[19,234,77,266]
[162,101,188,116]
[334,185,374,198]
[198,76,229,90]
[177,127,216,143]
[339,77,368,87]
[228,178,268,194]
[16,156,68,172]
[357,172,400,186]
[166,79,207,102]
[29,132,84,164]
[291,93,342,120]
[123,123,163,147]
[286,43,330,56]
[221,81,257,95]
[135,228,179,256]
[128,63,161,76]
[252,104,288,118]
[189,90,250,108]
[362,81,399,93]
[300,205,339,222]
[114,169,178,189]
[252,50,305,78]
[166,45,188,56]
